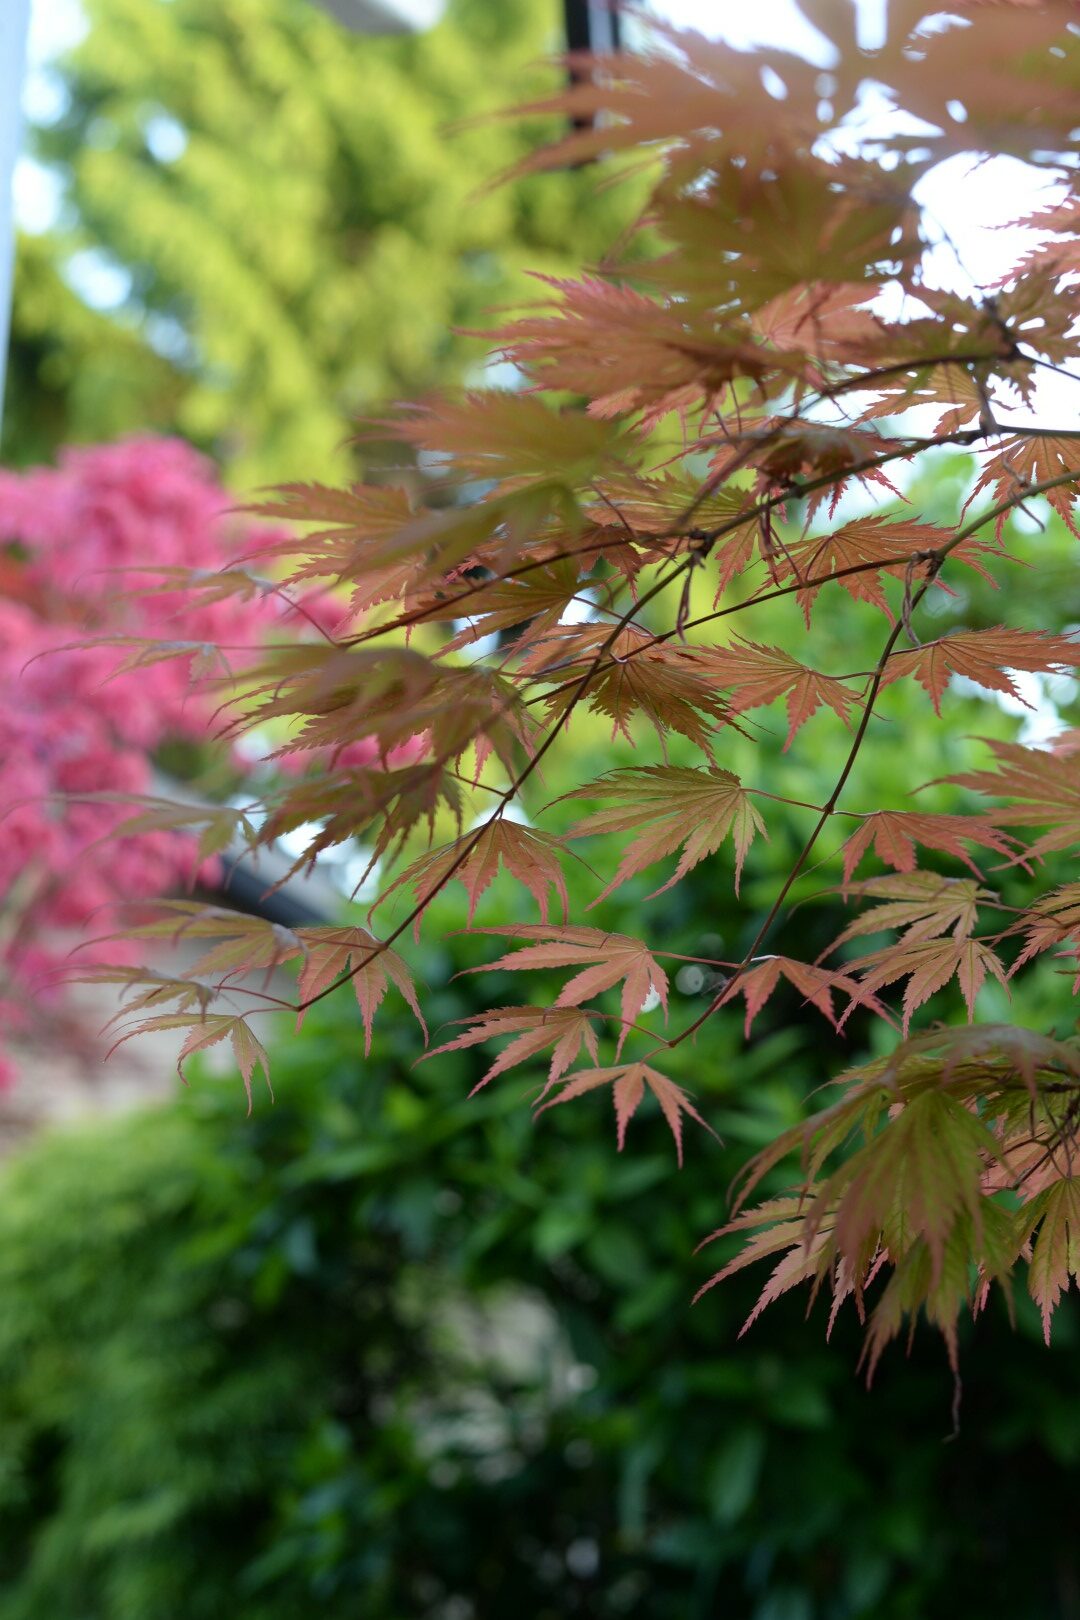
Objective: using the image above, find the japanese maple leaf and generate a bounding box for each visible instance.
[295,926,426,1054]
[717,956,873,1037]
[561,764,766,900]
[944,736,1080,862]
[695,637,859,748]
[422,1005,599,1096]
[521,624,732,754]
[468,924,668,1053]
[436,560,590,656]
[827,872,991,955]
[1006,883,1080,976]
[376,819,568,933]
[1022,1178,1080,1345]
[840,810,1018,884]
[844,937,1009,1035]
[883,627,1078,714]
[112,1012,272,1113]
[969,434,1080,538]
[107,903,302,985]
[780,515,955,622]
[536,1061,712,1164]
[693,1197,839,1332]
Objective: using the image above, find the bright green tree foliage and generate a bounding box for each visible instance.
[5,0,631,484]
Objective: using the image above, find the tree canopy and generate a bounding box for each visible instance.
[62,1,1080,1375]
[4,0,632,485]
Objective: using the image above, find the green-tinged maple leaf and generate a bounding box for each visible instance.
[295,925,425,1053]
[519,623,733,754]
[246,480,415,544]
[1020,1177,1080,1344]
[106,1010,272,1112]
[466,924,668,1053]
[695,637,859,747]
[246,482,425,620]
[840,809,1019,883]
[376,819,569,933]
[561,765,765,900]
[844,936,1010,1035]
[827,871,992,953]
[253,764,460,887]
[536,1062,712,1164]
[97,902,303,985]
[374,390,625,485]
[422,1005,599,1096]
[943,735,1080,863]
[436,559,594,657]
[701,1075,1019,1370]
[883,628,1079,713]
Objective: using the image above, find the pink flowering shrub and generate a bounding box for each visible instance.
[0,438,305,1074]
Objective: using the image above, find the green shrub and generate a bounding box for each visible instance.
[0,893,1078,1618]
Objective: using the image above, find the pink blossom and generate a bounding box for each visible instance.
[0,439,296,1072]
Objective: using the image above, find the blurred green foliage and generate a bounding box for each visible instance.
[5,0,634,485]
[0,866,1079,1619]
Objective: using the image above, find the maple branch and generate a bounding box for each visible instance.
[548,462,1080,698]
[329,416,1080,668]
[656,461,1080,1053]
[291,557,695,1016]
[663,612,910,1054]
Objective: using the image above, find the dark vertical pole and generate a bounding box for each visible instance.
[563,0,621,55]
[563,0,622,137]
[0,0,31,439]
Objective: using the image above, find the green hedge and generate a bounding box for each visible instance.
[0,915,1077,1618]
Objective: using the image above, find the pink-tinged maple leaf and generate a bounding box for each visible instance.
[561,764,766,900]
[295,926,426,1054]
[969,435,1080,538]
[113,1012,272,1112]
[779,516,959,623]
[467,924,668,1054]
[942,735,1080,864]
[421,1005,599,1096]
[840,810,1019,884]
[693,1197,837,1328]
[883,627,1079,714]
[717,956,874,1037]
[535,1061,713,1164]
[519,623,733,755]
[1006,883,1080,977]
[1022,1178,1080,1344]
[844,936,1009,1036]
[694,637,859,748]
[376,819,569,935]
